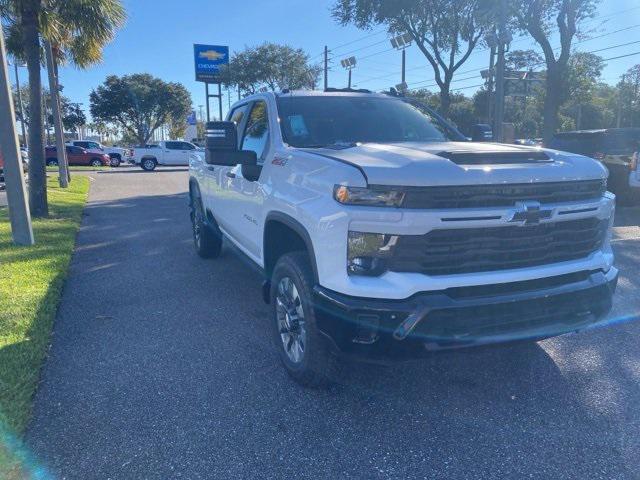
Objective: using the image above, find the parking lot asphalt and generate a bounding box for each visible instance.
[23,168,640,479]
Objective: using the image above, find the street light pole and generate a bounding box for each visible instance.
[0,26,34,245]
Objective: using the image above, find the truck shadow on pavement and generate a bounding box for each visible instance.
[24,192,640,479]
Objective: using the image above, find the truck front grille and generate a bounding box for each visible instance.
[399,180,605,209]
[387,217,608,276]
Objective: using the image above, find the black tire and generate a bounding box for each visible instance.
[109,155,121,167]
[46,158,58,166]
[141,157,157,171]
[270,252,336,387]
[90,158,103,167]
[189,187,222,258]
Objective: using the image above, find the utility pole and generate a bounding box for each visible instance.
[44,40,69,188]
[0,26,34,245]
[12,61,28,147]
[324,46,328,90]
[348,69,352,88]
[617,73,627,128]
[487,44,496,128]
[494,0,508,143]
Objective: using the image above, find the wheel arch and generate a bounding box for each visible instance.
[264,212,319,289]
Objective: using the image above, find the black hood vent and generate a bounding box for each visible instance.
[437,150,552,165]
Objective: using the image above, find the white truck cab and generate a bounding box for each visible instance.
[133,141,200,170]
[189,89,618,386]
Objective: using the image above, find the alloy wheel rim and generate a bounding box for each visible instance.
[276,276,306,364]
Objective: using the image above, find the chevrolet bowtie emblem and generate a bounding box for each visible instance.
[508,201,553,225]
[199,50,226,61]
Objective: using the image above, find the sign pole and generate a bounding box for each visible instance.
[205,82,210,122]
[217,83,223,121]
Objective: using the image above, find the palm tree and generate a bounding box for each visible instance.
[0,0,126,216]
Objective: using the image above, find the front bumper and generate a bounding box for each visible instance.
[312,268,618,360]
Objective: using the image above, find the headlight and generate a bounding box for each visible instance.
[334,185,405,207]
[347,231,398,276]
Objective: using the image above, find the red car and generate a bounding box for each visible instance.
[45,145,110,167]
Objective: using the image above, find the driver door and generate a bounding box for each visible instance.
[225,100,270,258]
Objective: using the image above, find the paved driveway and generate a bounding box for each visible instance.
[25,169,640,479]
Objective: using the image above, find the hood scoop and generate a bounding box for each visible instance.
[437,150,552,165]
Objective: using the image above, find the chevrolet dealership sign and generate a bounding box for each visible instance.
[194,44,229,83]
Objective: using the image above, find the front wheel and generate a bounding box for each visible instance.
[46,158,58,167]
[90,158,103,167]
[270,252,336,387]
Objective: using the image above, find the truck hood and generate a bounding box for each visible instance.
[304,142,608,187]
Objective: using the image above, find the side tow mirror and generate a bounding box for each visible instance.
[205,121,257,166]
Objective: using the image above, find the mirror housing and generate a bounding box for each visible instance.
[208,149,258,166]
[205,121,258,166]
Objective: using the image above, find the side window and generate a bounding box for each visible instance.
[165,141,181,150]
[241,101,269,162]
[180,142,196,150]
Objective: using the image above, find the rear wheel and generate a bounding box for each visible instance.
[46,158,58,166]
[141,157,157,171]
[109,155,121,167]
[270,252,336,387]
[189,187,222,258]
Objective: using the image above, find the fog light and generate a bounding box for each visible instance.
[347,232,398,276]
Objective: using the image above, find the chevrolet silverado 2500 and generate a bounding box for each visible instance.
[188,90,618,386]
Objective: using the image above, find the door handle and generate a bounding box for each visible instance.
[206,165,215,171]
[226,171,236,179]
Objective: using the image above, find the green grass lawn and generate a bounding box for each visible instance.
[0,176,90,477]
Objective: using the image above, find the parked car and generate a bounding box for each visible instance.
[46,145,111,167]
[0,150,29,183]
[548,128,640,203]
[189,89,617,386]
[132,141,200,171]
[66,140,131,167]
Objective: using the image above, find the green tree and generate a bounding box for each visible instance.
[505,49,543,71]
[618,65,640,127]
[513,0,598,143]
[89,74,192,145]
[1,0,126,216]
[332,0,484,115]
[564,52,604,129]
[219,43,320,95]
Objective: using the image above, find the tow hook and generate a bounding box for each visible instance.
[393,307,431,340]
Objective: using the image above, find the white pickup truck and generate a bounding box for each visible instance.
[189,89,618,386]
[66,140,130,167]
[132,141,201,171]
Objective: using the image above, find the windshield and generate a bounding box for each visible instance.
[276,95,452,148]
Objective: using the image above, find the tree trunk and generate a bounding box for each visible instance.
[21,1,47,217]
[542,68,561,144]
[439,88,451,116]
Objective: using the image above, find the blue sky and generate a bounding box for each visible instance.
[16,0,640,122]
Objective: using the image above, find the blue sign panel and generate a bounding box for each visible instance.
[194,44,229,83]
